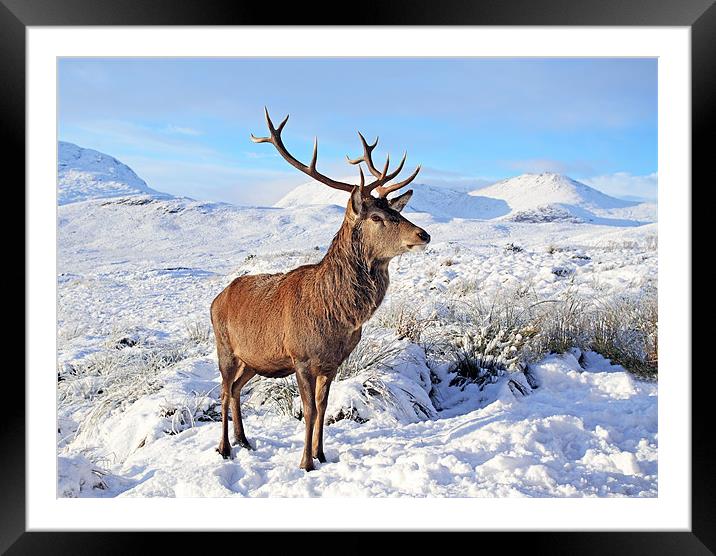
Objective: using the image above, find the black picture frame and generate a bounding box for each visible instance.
[6,0,709,553]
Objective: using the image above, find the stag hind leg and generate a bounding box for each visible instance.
[295,364,317,471]
[230,367,256,450]
[312,372,335,463]
[216,352,241,459]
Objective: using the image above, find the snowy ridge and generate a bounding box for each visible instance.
[58,142,169,205]
[275,179,508,220]
[276,173,655,225]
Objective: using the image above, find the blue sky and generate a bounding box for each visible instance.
[58,58,657,205]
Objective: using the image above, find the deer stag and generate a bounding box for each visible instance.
[210,109,430,471]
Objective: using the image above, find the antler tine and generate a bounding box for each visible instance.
[363,151,410,197]
[373,164,422,198]
[251,107,286,143]
[346,132,384,179]
[380,154,390,179]
[250,108,358,193]
[383,152,406,182]
[309,137,318,173]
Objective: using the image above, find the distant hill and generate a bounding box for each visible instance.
[274,180,509,220]
[58,142,170,205]
[469,173,655,225]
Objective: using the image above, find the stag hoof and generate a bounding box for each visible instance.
[216,442,232,459]
[234,437,254,451]
[300,458,315,472]
[314,451,327,463]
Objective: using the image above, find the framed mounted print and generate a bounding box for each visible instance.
[6,0,711,552]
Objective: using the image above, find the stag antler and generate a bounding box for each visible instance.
[251,108,359,193]
[251,108,420,198]
[346,132,421,198]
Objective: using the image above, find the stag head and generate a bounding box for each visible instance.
[251,108,430,258]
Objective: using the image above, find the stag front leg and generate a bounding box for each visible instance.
[312,372,335,463]
[295,364,317,471]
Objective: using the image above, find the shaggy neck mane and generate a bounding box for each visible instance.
[312,218,389,327]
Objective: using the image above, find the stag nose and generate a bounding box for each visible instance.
[416,229,431,243]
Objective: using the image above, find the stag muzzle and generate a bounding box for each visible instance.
[406,227,431,251]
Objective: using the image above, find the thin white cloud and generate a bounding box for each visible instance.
[503,158,596,175]
[164,125,202,136]
[243,151,279,160]
[418,167,496,192]
[72,119,218,160]
[581,172,658,202]
[120,154,300,206]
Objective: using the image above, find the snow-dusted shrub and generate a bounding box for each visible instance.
[185,320,212,345]
[57,322,86,341]
[447,326,533,388]
[373,304,435,344]
[58,343,189,445]
[158,392,218,435]
[589,289,658,378]
[245,376,300,419]
[328,342,436,423]
[530,293,587,356]
[336,333,404,381]
[443,285,658,379]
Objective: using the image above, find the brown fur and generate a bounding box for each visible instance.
[211,186,430,470]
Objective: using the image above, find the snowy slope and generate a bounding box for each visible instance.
[58,196,345,274]
[470,173,655,225]
[275,179,508,220]
[58,142,169,205]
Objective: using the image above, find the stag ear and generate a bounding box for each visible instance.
[388,189,413,212]
[348,185,364,217]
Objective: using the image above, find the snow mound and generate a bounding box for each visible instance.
[58,141,169,205]
[471,173,655,225]
[275,179,508,220]
[57,454,111,497]
[474,172,631,212]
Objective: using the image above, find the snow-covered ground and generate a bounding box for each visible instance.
[57,142,658,498]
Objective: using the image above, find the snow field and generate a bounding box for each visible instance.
[56,143,658,498]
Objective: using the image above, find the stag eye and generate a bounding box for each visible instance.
[370,214,383,223]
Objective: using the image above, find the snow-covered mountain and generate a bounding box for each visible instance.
[473,172,629,211]
[58,142,169,205]
[275,179,509,220]
[470,173,656,225]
